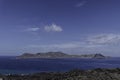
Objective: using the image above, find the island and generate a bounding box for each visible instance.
[17,52,107,59]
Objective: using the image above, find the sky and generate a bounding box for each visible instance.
[0,0,120,56]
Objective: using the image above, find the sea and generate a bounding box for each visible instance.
[0,56,120,74]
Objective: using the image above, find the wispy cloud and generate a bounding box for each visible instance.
[25,27,40,32]
[87,34,120,45]
[23,23,63,33]
[75,1,87,7]
[27,34,120,50]
[44,23,63,32]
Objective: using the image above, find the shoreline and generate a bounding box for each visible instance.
[0,68,120,80]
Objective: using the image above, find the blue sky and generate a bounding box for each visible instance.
[0,0,120,56]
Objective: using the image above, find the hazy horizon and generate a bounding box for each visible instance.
[0,0,120,56]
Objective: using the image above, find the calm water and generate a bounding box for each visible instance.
[0,56,120,74]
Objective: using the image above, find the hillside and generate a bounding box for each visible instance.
[2,68,120,80]
[17,52,107,59]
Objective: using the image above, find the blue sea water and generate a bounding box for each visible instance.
[0,56,120,74]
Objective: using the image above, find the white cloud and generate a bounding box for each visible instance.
[75,1,87,7]
[25,34,120,54]
[25,27,40,32]
[44,23,63,32]
[87,34,120,45]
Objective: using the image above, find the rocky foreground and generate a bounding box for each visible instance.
[1,68,120,80]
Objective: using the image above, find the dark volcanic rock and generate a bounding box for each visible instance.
[2,68,120,80]
[93,53,105,59]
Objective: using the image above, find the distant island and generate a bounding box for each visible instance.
[17,52,107,59]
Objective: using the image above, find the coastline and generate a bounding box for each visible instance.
[17,52,107,59]
[1,68,120,80]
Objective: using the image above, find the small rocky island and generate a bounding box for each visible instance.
[17,52,107,59]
